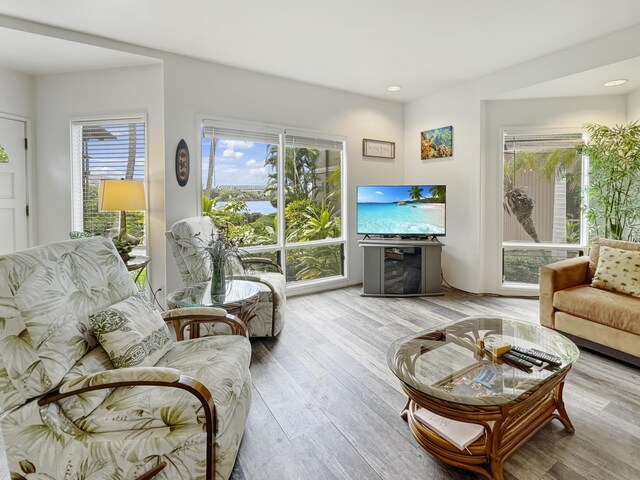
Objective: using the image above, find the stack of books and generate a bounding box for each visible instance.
[413,407,485,451]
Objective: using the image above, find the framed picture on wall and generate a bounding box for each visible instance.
[421,126,453,160]
[175,139,190,187]
[363,138,395,159]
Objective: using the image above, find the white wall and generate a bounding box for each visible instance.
[0,66,34,118]
[162,54,404,293]
[405,88,483,292]
[628,87,640,121]
[34,64,165,295]
[14,18,640,298]
[483,96,627,293]
[405,25,640,293]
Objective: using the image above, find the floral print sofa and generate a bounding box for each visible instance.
[167,216,286,337]
[0,237,251,479]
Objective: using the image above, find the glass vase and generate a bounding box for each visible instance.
[210,267,227,304]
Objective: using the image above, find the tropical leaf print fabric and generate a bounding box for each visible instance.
[75,335,251,435]
[0,237,138,409]
[58,345,115,421]
[167,216,215,284]
[89,292,173,368]
[0,238,252,479]
[167,216,287,337]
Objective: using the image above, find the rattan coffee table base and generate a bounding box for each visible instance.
[401,367,574,480]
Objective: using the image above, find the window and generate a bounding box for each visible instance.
[501,130,586,286]
[282,133,344,283]
[201,121,346,286]
[71,118,146,251]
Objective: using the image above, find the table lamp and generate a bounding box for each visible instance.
[98,179,146,261]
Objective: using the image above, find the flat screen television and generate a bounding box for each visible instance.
[357,185,446,237]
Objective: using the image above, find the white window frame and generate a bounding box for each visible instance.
[498,126,588,293]
[70,114,149,254]
[199,117,348,293]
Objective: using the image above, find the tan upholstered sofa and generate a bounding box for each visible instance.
[539,238,640,366]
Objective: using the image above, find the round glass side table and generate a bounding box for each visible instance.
[167,279,260,339]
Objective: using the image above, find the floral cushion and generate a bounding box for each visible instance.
[592,245,640,297]
[4,399,211,479]
[0,237,138,410]
[58,346,114,421]
[246,272,287,337]
[0,238,252,480]
[89,292,173,368]
[588,237,640,281]
[167,216,287,337]
[69,230,96,239]
[74,334,251,436]
[167,216,216,285]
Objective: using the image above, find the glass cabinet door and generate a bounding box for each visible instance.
[384,247,422,294]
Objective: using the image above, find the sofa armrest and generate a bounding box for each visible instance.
[38,366,217,479]
[232,274,279,333]
[162,307,248,340]
[57,366,181,394]
[241,256,283,274]
[539,256,589,328]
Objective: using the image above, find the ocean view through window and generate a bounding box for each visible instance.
[201,121,346,286]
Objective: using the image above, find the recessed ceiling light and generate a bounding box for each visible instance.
[603,79,627,87]
[387,85,402,92]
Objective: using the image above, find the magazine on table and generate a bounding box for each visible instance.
[434,363,503,397]
[413,407,485,451]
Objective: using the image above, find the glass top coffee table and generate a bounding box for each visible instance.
[388,316,579,480]
[167,279,260,340]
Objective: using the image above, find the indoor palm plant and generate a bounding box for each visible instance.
[580,122,640,241]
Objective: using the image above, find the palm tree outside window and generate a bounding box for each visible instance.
[501,130,586,287]
[201,122,346,287]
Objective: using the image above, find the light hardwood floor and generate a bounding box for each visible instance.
[0,286,637,479]
[232,286,640,480]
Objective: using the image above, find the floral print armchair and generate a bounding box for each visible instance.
[0,237,251,479]
[166,216,286,337]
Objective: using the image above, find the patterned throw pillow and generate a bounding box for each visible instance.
[69,230,96,239]
[89,293,173,368]
[592,245,640,297]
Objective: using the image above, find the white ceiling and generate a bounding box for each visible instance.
[0,27,159,76]
[2,0,640,102]
[496,56,640,100]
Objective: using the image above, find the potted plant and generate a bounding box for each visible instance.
[580,122,640,241]
[201,232,243,301]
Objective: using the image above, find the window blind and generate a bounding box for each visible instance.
[71,119,146,243]
[504,133,583,152]
[285,134,344,151]
[203,125,280,144]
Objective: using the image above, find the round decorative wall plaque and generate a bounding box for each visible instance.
[175,139,190,187]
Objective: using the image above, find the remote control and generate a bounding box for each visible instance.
[511,346,562,366]
[502,352,533,371]
[506,350,544,367]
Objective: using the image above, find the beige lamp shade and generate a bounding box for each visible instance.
[98,179,146,211]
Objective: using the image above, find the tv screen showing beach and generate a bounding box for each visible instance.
[357,185,446,236]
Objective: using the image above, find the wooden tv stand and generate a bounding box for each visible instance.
[358,238,444,297]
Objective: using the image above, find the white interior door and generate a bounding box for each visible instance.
[0,116,28,254]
